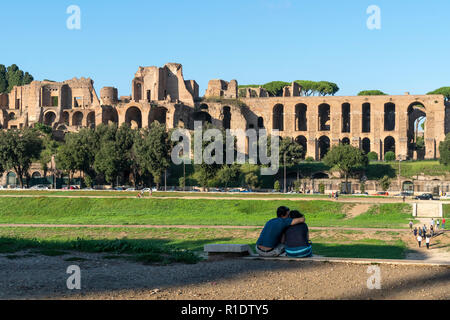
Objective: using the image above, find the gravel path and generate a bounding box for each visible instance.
[0,253,448,300]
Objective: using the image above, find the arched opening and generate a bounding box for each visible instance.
[87,112,95,129]
[6,172,17,186]
[8,112,15,121]
[193,111,212,125]
[312,172,329,179]
[62,111,69,126]
[150,107,168,126]
[384,136,396,157]
[295,135,307,157]
[257,117,264,129]
[134,82,142,101]
[342,103,350,133]
[72,111,83,126]
[407,103,426,160]
[402,181,414,193]
[384,103,396,131]
[341,137,350,145]
[102,106,118,125]
[318,104,330,131]
[318,136,330,160]
[222,106,231,130]
[32,172,42,179]
[125,107,142,129]
[362,138,371,154]
[362,103,371,133]
[272,104,284,131]
[44,112,56,126]
[295,104,307,131]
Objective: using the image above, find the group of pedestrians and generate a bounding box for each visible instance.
[409,218,446,250]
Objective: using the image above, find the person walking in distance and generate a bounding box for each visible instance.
[436,219,440,231]
[417,234,422,248]
[409,220,413,231]
[425,234,431,250]
[442,218,446,230]
[413,227,418,237]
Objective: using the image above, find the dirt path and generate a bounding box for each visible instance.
[344,204,372,219]
[0,253,448,300]
[0,223,413,232]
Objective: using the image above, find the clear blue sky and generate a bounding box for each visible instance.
[1,0,449,97]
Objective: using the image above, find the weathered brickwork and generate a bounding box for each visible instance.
[1,63,449,162]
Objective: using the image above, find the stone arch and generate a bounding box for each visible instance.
[384,102,396,131]
[125,106,142,129]
[8,112,16,121]
[402,181,414,192]
[193,110,212,125]
[62,111,69,125]
[87,111,96,129]
[102,106,118,125]
[341,137,350,145]
[222,106,231,130]
[295,135,307,156]
[342,103,350,133]
[362,138,371,154]
[384,136,396,156]
[134,82,142,101]
[318,104,330,131]
[272,104,284,131]
[150,107,168,126]
[312,171,329,179]
[32,172,42,179]
[72,111,83,126]
[318,136,330,160]
[6,172,17,186]
[295,103,307,131]
[407,102,426,159]
[44,111,57,126]
[362,103,371,133]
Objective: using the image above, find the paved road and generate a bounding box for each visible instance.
[0,193,446,204]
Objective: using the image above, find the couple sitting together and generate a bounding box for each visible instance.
[256,206,312,258]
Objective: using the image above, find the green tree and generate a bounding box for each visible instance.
[279,138,305,166]
[244,172,259,189]
[135,122,171,188]
[427,87,450,101]
[0,129,43,188]
[367,151,378,161]
[217,164,240,188]
[379,175,391,191]
[323,144,368,193]
[439,133,450,166]
[0,65,7,94]
[262,81,290,96]
[384,151,396,161]
[0,64,34,94]
[358,90,387,96]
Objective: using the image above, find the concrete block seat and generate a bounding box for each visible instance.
[204,244,256,259]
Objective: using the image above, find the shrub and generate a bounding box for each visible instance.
[319,183,325,194]
[367,152,378,161]
[379,175,391,191]
[305,157,315,162]
[274,180,281,192]
[384,151,396,162]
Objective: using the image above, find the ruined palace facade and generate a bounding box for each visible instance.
[0,63,449,162]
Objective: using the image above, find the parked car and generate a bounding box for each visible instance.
[352,192,369,196]
[414,193,435,200]
[126,187,136,191]
[374,191,389,196]
[30,184,49,190]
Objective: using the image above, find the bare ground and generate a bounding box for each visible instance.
[0,252,448,300]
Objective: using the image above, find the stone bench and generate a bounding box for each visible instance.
[204,244,256,260]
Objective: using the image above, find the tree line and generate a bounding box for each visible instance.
[239,80,340,97]
[0,64,34,94]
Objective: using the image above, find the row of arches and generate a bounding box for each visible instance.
[291,135,397,160]
[271,102,409,133]
[44,111,96,128]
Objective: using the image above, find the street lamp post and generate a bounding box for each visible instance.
[398,158,402,192]
[283,152,286,193]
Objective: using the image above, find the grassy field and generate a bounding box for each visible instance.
[0,227,408,261]
[0,197,414,228]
